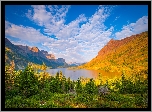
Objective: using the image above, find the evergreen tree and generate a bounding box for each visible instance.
[15,64,39,97]
[75,78,83,94]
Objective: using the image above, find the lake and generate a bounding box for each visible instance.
[46,68,122,81]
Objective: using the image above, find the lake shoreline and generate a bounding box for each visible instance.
[46,68,122,82]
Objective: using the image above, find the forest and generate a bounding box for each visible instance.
[5,61,148,108]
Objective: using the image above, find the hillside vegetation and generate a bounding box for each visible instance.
[78,31,148,76]
[5,62,148,108]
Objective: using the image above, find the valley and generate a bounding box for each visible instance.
[4,4,149,109]
[5,32,148,108]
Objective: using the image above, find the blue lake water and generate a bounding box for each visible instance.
[46,68,121,81]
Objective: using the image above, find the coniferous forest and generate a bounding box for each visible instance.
[5,61,148,108]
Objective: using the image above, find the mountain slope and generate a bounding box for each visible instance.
[78,31,148,75]
[5,38,67,70]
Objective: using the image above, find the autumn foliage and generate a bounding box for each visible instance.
[78,31,148,77]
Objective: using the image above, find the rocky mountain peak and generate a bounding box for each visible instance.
[46,54,55,59]
[31,47,39,52]
[41,50,48,55]
[41,50,55,59]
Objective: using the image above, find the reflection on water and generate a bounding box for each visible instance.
[46,68,122,81]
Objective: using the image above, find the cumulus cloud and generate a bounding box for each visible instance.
[63,6,114,63]
[53,14,87,40]
[115,16,148,40]
[5,21,55,43]
[26,5,70,35]
[25,5,115,63]
[5,5,116,63]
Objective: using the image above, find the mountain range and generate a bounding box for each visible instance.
[78,31,148,75]
[67,62,86,66]
[5,31,148,74]
[5,38,68,70]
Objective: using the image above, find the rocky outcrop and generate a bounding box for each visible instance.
[5,38,67,69]
[98,85,110,95]
[31,47,39,52]
[41,50,55,59]
[46,54,55,59]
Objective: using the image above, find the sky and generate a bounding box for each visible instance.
[5,5,148,63]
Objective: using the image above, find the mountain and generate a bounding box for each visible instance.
[41,50,66,64]
[68,62,86,67]
[41,50,55,59]
[78,31,148,75]
[5,38,67,70]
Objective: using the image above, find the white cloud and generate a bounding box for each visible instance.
[6,5,115,63]
[26,5,70,35]
[5,21,55,43]
[26,5,51,26]
[6,5,148,63]
[115,16,148,40]
[43,5,113,63]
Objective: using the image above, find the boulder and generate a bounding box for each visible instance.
[98,85,110,95]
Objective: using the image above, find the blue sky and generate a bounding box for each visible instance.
[5,5,148,63]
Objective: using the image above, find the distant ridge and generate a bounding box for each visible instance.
[5,38,68,70]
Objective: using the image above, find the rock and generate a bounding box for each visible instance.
[98,85,110,95]
[31,47,39,52]
[5,37,68,69]
[46,54,55,59]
